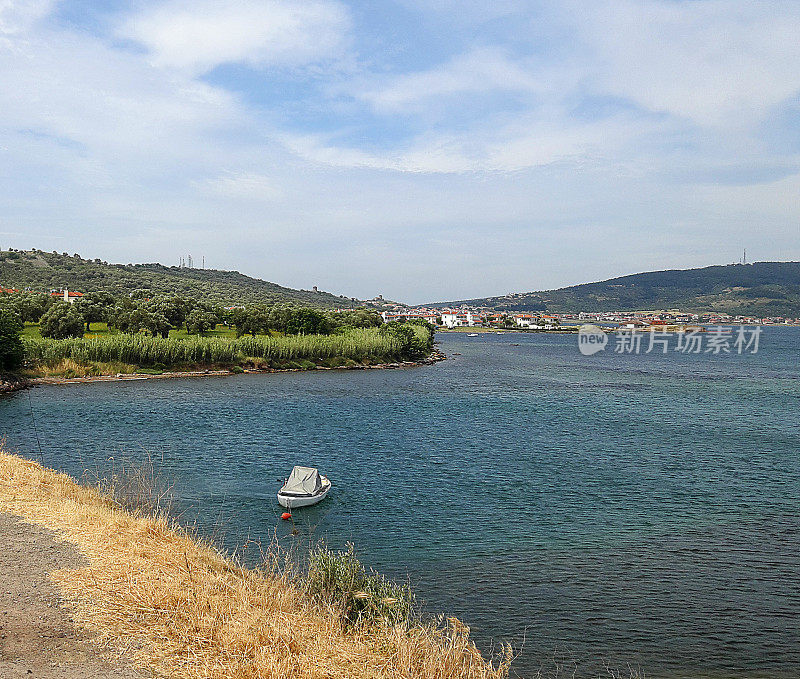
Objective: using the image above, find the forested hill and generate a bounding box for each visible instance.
[426,262,800,316]
[0,250,355,307]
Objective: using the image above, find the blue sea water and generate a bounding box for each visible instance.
[2,329,799,678]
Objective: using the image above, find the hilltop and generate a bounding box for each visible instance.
[0,250,355,307]
[425,262,800,317]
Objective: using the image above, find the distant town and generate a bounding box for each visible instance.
[371,301,800,329]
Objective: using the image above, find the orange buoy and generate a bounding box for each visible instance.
[281,512,292,520]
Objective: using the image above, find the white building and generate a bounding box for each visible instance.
[441,311,476,328]
[50,289,83,304]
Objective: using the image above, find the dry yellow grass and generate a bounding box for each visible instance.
[20,358,139,378]
[0,448,511,679]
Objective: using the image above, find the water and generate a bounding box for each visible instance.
[2,329,799,678]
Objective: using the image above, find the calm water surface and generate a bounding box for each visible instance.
[2,329,799,678]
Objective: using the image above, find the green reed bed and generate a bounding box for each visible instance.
[21,327,419,370]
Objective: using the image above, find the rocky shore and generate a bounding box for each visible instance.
[0,374,28,394]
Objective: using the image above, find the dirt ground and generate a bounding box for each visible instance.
[0,512,144,679]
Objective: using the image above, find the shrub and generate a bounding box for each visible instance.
[307,543,418,629]
[39,302,85,339]
[0,308,24,370]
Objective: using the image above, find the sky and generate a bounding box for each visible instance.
[1,0,799,304]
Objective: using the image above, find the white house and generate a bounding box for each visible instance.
[50,289,83,304]
[440,311,476,328]
[514,314,536,328]
[440,312,461,328]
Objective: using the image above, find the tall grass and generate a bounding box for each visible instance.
[308,543,418,628]
[21,327,426,369]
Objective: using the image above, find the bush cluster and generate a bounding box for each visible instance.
[307,544,418,628]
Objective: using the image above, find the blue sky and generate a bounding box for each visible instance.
[1,0,799,303]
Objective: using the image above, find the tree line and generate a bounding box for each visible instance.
[0,292,437,370]
[0,291,386,339]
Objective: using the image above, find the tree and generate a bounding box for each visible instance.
[267,304,294,333]
[39,302,85,339]
[75,291,115,331]
[139,310,171,338]
[380,320,431,357]
[231,305,271,336]
[329,308,382,329]
[147,296,191,328]
[0,292,52,323]
[112,307,171,337]
[285,307,331,335]
[379,321,415,352]
[185,308,219,336]
[0,308,24,370]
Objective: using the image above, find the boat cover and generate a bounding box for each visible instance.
[282,466,322,495]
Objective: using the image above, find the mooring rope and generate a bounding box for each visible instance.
[27,389,44,463]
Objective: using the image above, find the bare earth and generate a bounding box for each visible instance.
[0,512,143,679]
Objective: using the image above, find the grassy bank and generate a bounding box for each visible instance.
[0,448,509,678]
[20,325,434,378]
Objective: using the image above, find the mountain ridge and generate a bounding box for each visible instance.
[0,249,356,308]
[422,262,800,317]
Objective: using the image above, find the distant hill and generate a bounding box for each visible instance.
[0,250,355,308]
[425,262,800,317]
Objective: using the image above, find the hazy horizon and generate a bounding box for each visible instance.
[2,1,799,304]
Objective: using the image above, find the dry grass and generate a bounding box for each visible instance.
[0,448,511,679]
[20,358,138,378]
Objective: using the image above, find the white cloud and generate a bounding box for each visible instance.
[281,114,632,174]
[121,0,351,74]
[0,29,239,168]
[357,48,549,113]
[0,0,53,35]
[204,171,284,201]
[568,0,800,126]
[2,0,800,302]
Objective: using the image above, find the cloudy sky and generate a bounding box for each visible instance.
[1,0,799,303]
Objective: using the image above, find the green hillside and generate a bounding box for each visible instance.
[0,250,356,308]
[427,262,800,317]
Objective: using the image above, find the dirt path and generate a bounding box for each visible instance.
[0,512,143,679]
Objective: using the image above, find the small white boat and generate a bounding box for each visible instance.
[277,466,331,508]
[467,333,478,337]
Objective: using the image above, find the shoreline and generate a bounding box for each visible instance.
[5,348,447,391]
[0,449,509,679]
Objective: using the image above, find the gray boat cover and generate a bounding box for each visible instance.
[282,466,322,495]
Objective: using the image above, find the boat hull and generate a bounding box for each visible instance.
[277,477,331,508]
